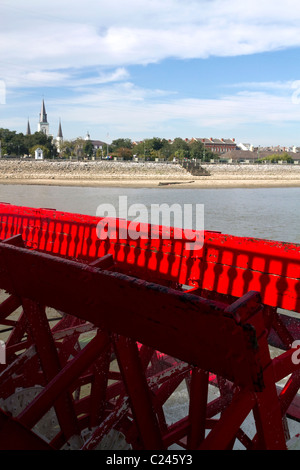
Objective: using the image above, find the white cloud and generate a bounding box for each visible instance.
[23,71,70,86]
[5,67,130,89]
[47,83,300,139]
[228,81,296,91]
[2,0,300,82]
[2,0,300,145]
[4,80,298,144]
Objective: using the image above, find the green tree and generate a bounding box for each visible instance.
[189,140,217,161]
[73,138,85,159]
[143,139,152,159]
[174,149,189,160]
[131,138,171,160]
[171,138,190,159]
[83,140,94,158]
[256,152,294,164]
[112,147,133,160]
[110,138,133,153]
[0,128,27,156]
[160,139,172,159]
[60,140,75,159]
[25,132,57,158]
[189,140,205,159]
[148,137,163,151]
[96,148,104,159]
[132,141,144,158]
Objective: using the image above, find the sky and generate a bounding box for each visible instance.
[1,0,300,147]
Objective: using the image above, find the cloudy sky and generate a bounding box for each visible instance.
[1,0,300,146]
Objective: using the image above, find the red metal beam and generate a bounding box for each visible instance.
[0,204,298,450]
[187,368,209,449]
[198,390,255,450]
[113,335,163,450]
[17,330,110,430]
[0,204,299,311]
[0,409,53,450]
[21,298,80,440]
[0,242,265,390]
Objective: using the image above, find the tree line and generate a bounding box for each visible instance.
[0,129,218,161]
[61,137,218,161]
[0,128,58,158]
[256,152,294,163]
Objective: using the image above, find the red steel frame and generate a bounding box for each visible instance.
[0,202,298,450]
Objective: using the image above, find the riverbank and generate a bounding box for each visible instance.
[0,160,299,188]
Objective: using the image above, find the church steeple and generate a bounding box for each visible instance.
[38,99,49,135]
[55,119,63,153]
[26,118,31,136]
[40,99,47,123]
[57,119,63,139]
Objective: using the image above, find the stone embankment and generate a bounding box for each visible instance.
[0,160,191,181]
[0,160,299,188]
[201,163,300,181]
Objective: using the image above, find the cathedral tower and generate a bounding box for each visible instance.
[38,99,49,136]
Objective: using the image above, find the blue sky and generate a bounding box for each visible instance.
[1,0,300,147]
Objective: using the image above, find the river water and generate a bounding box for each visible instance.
[0,184,299,244]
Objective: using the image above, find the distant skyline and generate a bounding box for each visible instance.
[1,0,300,146]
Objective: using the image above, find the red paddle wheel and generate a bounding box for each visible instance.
[0,203,299,450]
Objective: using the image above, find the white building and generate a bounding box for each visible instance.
[35,148,44,160]
[237,143,254,152]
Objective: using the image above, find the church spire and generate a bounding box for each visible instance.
[39,99,47,123]
[56,119,63,154]
[57,119,63,139]
[38,98,49,135]
[26,118,31,136]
